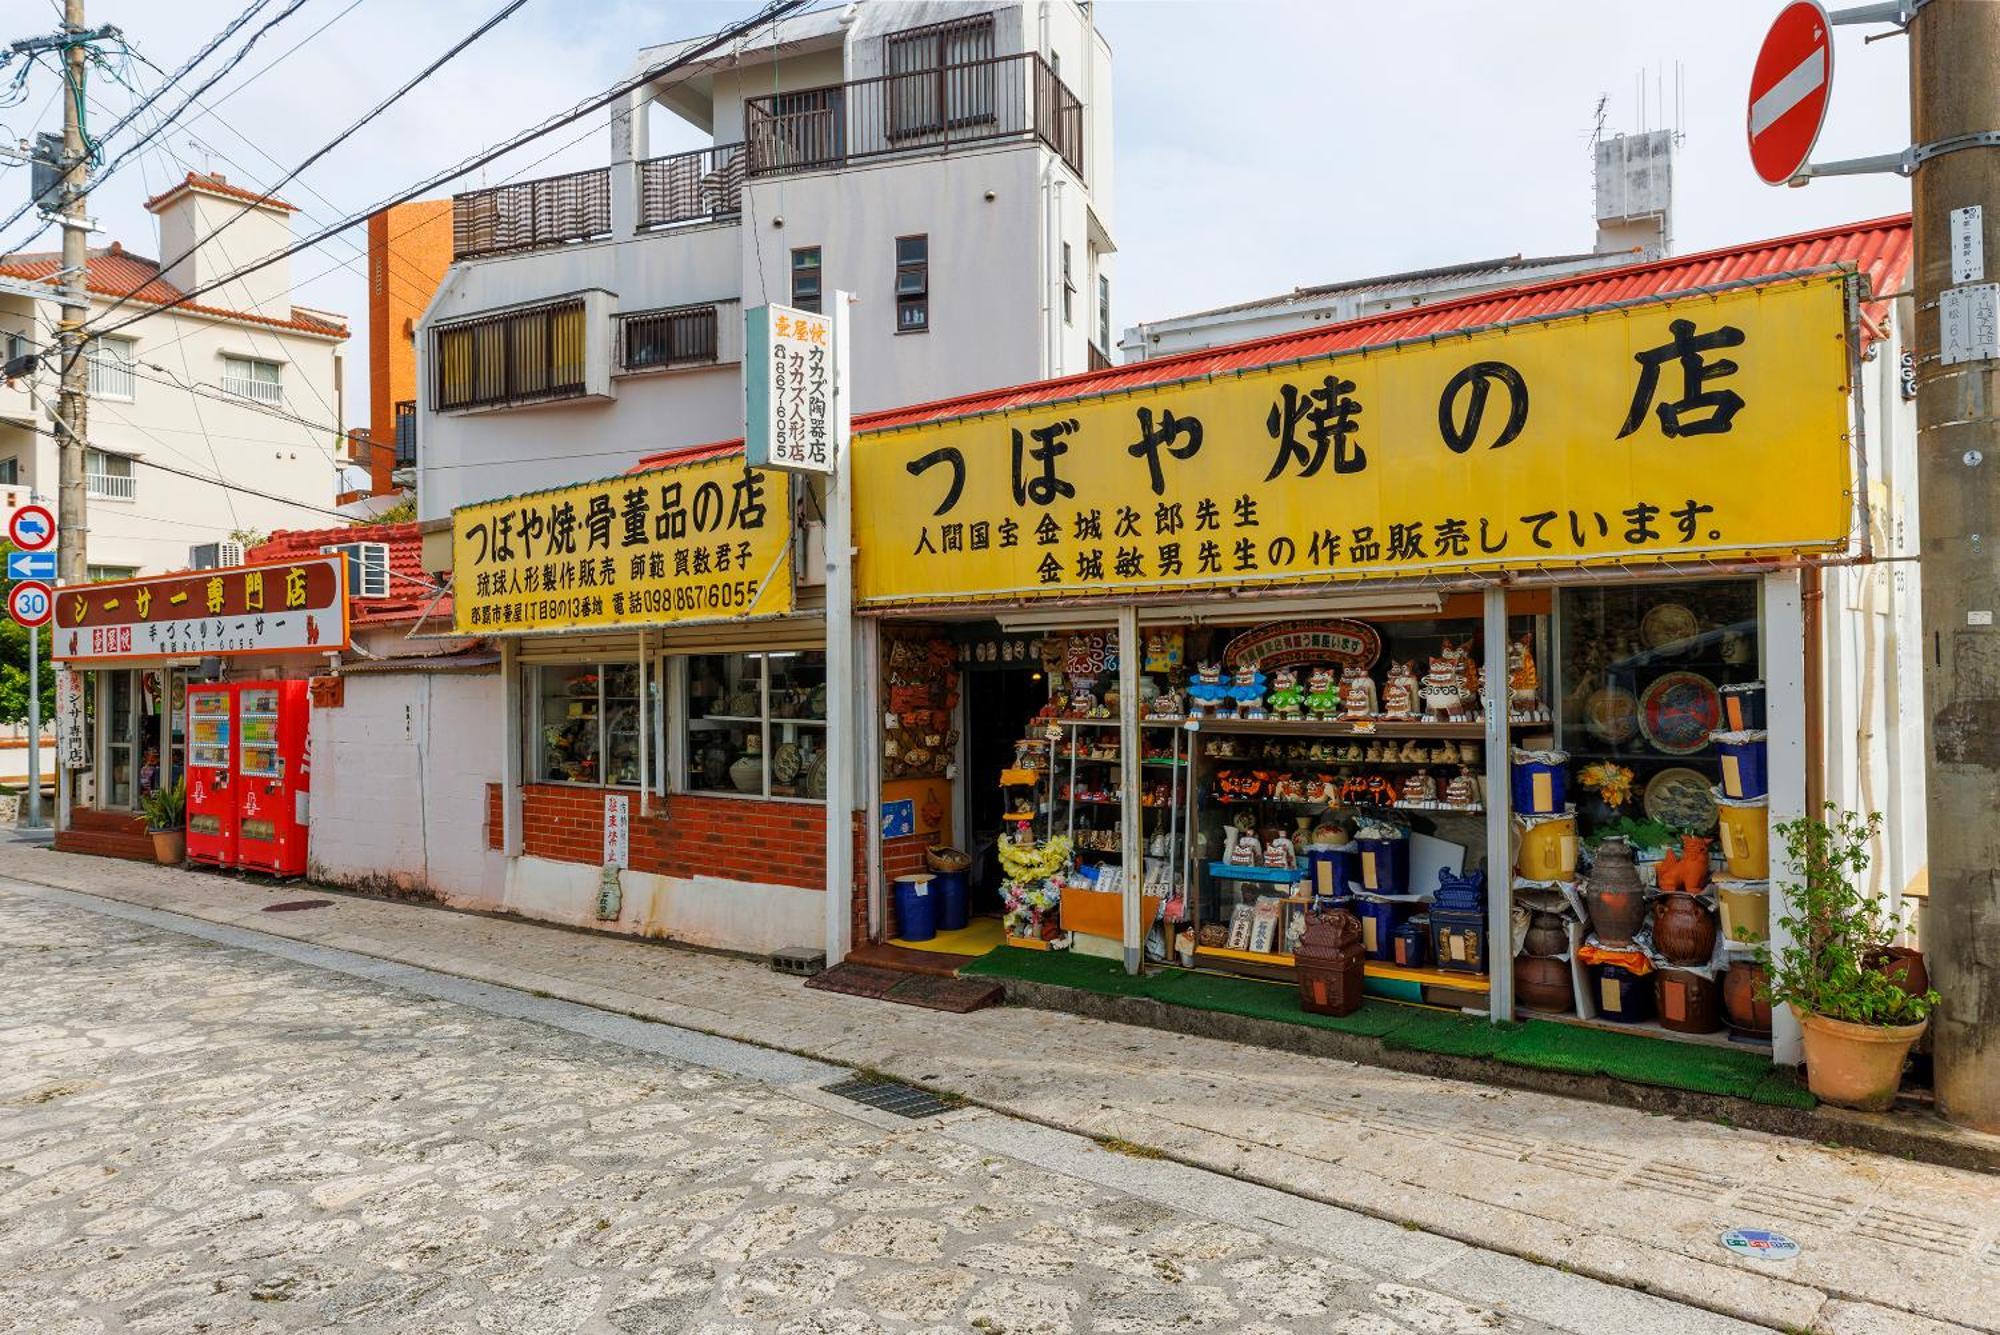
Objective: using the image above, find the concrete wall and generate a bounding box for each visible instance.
[365,200,454,492]
[155,187,296,319]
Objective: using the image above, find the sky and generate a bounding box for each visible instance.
[0,0,1918,433]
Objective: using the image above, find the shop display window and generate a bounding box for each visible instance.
[1556,579,1758,839]
[684,651,827,800]
[534,662,643,787]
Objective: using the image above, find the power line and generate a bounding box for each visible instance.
[82,0,813,341]
[89,0,533,332]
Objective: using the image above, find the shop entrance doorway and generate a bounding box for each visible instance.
[960,629,1046,916]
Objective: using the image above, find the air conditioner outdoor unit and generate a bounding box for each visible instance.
[189,540,245,570]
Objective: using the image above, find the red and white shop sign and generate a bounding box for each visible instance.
[52,558,349,663]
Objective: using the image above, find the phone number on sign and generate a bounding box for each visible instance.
[625,580,761,616]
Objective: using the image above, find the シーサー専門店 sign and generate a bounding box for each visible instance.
[852,273,1857,605]
[53,558,349,662]
[452,452,794,634]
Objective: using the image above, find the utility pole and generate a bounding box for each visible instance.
[54,0,89,591]
[1911,0,2000,1133]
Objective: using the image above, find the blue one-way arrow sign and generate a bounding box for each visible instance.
[7,551,57,581]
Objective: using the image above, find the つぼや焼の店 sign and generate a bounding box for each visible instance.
[452,453,794,633]
[852,272,1856,606]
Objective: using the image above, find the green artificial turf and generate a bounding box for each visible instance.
[963,944,1810,1107]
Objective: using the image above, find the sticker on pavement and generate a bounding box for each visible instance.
[1720,1227,1800,1261]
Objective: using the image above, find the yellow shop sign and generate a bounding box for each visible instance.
[453,454,794,633]
[854,273,1855,605]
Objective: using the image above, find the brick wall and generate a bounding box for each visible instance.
[485,783,826,889]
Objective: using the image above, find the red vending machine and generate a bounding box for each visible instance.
[185,683,239,867]
[236,679,311,877]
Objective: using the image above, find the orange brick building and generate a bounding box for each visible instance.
[353,199,453,498]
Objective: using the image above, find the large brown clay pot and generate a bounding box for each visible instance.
[1722,959,1773,1036]
[1583,837,1648,946]
[1652,892,1718,965]
[1871,946,1930,998]
[1798,1011,1927,1111]
[1513,955,1574,1012]
[1655,966,1723,1034]
[1522,910,1569,958]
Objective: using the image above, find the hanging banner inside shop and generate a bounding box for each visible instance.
[745,302,839,474]
[452,453,794,633]
[54,669,87,770]
[52,558,349,662]
[853,272,1855,604]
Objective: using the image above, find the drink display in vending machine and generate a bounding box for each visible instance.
[236,679,310,877]
[185,684,238,867]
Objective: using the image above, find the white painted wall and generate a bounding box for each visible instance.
[155,189,295,319]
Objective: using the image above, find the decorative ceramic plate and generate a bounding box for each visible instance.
[1583,684,1641,744]
[772,742,803,784]
[1638,671,1722,754]
[804,751,829,799]
[1640,602,1701,650]
[1643,766,1719,832]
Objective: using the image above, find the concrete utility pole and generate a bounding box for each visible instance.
[1911,0,2000,1133]
[54,0,89,590]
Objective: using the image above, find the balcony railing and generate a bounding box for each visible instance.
[221,373,282,406]
[453,167,612,261]
[618,302,726,372]
[393,398,417,466]
[86,470,135,501]
[432,297,588,412]
[744,51,1084,180]
[639,144,745,230]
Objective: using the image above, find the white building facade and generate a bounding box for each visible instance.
[416,0,1114,522]
[0,172,350,577]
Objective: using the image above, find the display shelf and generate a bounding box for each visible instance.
[1190,946,1493,992]
[1207,861,1298,884]
[1053,717,1188,729]
[1192,718,1490,739]
[1204,753,1478,768]
[1207,796,1486,815]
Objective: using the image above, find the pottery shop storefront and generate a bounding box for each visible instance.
[454,449,843,956]
[48,558,350,862]
[851,268,1872,1061]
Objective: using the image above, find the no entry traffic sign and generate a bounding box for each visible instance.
[1748,1,1834,185]
[8,580,52,629]
[8,502,54,552]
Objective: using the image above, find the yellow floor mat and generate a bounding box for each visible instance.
[890,917,1005,956]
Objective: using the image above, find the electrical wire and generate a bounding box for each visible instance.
[82,0,813,341]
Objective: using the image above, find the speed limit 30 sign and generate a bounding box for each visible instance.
[8,580,53,629]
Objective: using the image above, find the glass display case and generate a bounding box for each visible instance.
[685,651,829,799]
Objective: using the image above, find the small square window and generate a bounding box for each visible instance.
[790,246,823,314]
[895,235,929,333]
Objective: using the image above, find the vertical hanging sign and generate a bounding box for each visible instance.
[55,669,87,770]
[603,792,630,869]
[745,302,839,474]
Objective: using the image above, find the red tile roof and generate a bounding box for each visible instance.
[0,242,348,339]
[246,521,449,627]
[629,212,1911,471]
[144,171,297,215]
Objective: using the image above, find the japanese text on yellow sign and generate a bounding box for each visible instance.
[452,455,794,633]
[854,274,1855,605]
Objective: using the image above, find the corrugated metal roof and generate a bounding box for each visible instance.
[629,213,1911,472]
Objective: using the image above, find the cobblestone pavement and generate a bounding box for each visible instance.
[0,892,1571,1335]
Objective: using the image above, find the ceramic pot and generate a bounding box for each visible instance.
[1873,946,1930,998]
[729,752,764,793]
[1584,837,1648,946]
[1654,966,1723,1034]
[1522,911,1569,958]
[1652,893,1718,965]
[150,828,185,866]
[1798,1011,1927,1111]
[1513,955,1574,1012]
[1722,960,1774,1036]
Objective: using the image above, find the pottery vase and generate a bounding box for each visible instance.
[1722,959,1774,1036]
[1583,837,1648,947]
[729,752,764,793]
[1513,955,1574,1012]
[1522,911,1569,958]
[1873,946,1930,998]
[1652,892,1718,966]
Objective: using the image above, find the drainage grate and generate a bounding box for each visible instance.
[822,1077,956,1120]
[262,899,334,913]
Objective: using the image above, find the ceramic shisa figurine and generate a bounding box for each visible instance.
[1443,766,1480,809]
[1400,770,1438,806]
[1224,816,1262,866]
[1380,660,1420,720]
[1422,640,1475,722]
[1228,663,1269,719]
[1262,829,1297,870]
[1186,661,1230,718]
[1068,684,1099,719]
[1304,667,1343,720]
[1508,633,1543,718]
[1398,738,1428,764]
[1266,666,1305,721]
[1338,663,1378,719]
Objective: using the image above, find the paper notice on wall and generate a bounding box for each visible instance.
[603,793,630,870]
[1953,205,1985,284]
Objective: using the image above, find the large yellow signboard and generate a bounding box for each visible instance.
[453,454,793,633]
[854,273,1855,605]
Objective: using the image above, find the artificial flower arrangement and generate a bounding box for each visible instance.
[999,832,1073,941]
[1577,761,1636,810]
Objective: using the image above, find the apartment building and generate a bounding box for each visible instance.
[344,198,453,502]
[416,0,1114,522]
[0,171,350,576]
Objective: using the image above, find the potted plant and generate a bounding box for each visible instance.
[1756,807,1938,1110]
[139,777,186,866]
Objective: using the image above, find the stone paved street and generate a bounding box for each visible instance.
[0,890,1590,1335]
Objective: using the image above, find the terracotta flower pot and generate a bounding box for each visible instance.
[1797,1011,1927,1111]
[1722,960,1773,1036]
[150,828,185,866]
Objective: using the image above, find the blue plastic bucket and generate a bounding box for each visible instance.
[932,870,969,931]
[1510,748,1569,815]
[1712,730,1769,800]
[893,874,937,942]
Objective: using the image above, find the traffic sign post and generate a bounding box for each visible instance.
[7,551,57,581]
[4,502,54,831]
[9,581,53,629]
[1748,1,1834,185]
[8,503,55,552]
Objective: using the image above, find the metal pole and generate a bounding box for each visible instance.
[55,0,90,592]
[1482,585,1513,1021]
[25,624,40,828]
[1117,601,1141,974]
[1911,0,2000,1131]
[822,290,855,968]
